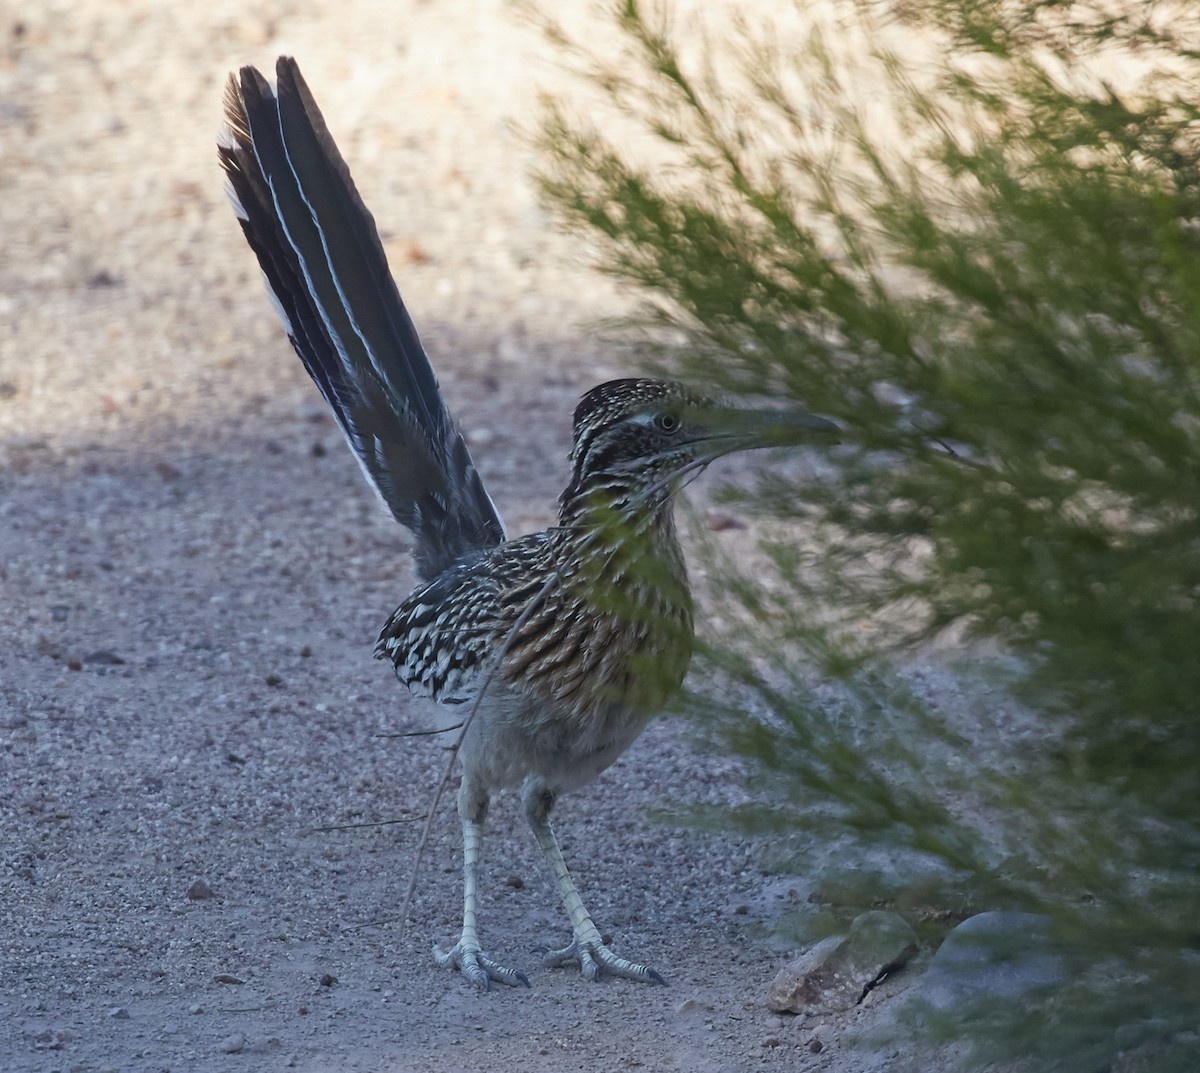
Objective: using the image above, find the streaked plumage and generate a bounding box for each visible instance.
[218,57,837,991]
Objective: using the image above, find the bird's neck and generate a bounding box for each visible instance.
[556,479,691,619]
[557,477,680,558]
[554,479,694,715]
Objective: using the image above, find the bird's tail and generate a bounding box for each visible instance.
[218,57,505,580]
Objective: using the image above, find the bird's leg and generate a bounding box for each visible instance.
[522,780,666,985]
[433,784,529,990]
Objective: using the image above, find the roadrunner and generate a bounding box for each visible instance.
[219,57,836,990]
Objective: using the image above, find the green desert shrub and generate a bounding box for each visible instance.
[534,2,1200,1068]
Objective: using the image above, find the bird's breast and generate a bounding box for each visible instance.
[500,532,695,719]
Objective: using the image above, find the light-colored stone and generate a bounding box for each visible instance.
[767,911,919,1015]
[219,1032,246,1055]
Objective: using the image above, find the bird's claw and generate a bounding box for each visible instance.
[433,939,530,990]
[540,936,667,985]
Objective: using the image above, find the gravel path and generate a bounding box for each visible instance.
[3,3,932,1070]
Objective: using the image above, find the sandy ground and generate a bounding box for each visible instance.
[2,3,943,1070]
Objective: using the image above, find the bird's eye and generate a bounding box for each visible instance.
[655,412,680,433]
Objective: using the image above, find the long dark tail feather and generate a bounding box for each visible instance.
[218,57,505,580]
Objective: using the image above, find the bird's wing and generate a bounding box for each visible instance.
[218,57,505,580]
[374,532,572,705]
[374,553,505,705]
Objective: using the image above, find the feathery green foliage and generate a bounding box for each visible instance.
[534,1,1200,1068]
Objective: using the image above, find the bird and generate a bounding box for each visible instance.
[218,56,837,990]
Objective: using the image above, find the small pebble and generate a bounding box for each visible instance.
[219,1032,245,1054]
[675,998,706,1016]
[32,1028,67,1050]
[397,238,431,266]
[187,879,214,900]
[107,1006,130,1020]
[319,973,337,987]
[214,973,244,985]
[188,1004,203,1015]
[707,511,747,532]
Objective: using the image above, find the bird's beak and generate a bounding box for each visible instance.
[757,409,842,446]
[696,405,841,453]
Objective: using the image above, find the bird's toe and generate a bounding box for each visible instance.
[540,936,666,985]
[433,938,528,990]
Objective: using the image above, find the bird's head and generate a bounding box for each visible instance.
[559,377,838,521]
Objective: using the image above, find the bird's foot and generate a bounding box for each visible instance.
[432,939,530,991]
[539,936,667,985]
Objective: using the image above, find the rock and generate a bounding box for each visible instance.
[32,1028,68,1050]
[675,998,708,1018]
[219,1032,246,1054]
[707,511,746,532]
[917,911,1066,1012]
[187,879,214,900]
[767,935,842,1012]
[1113,1018,1172,1053]
[107,1006,130,1019]
[767,910,919,1015]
